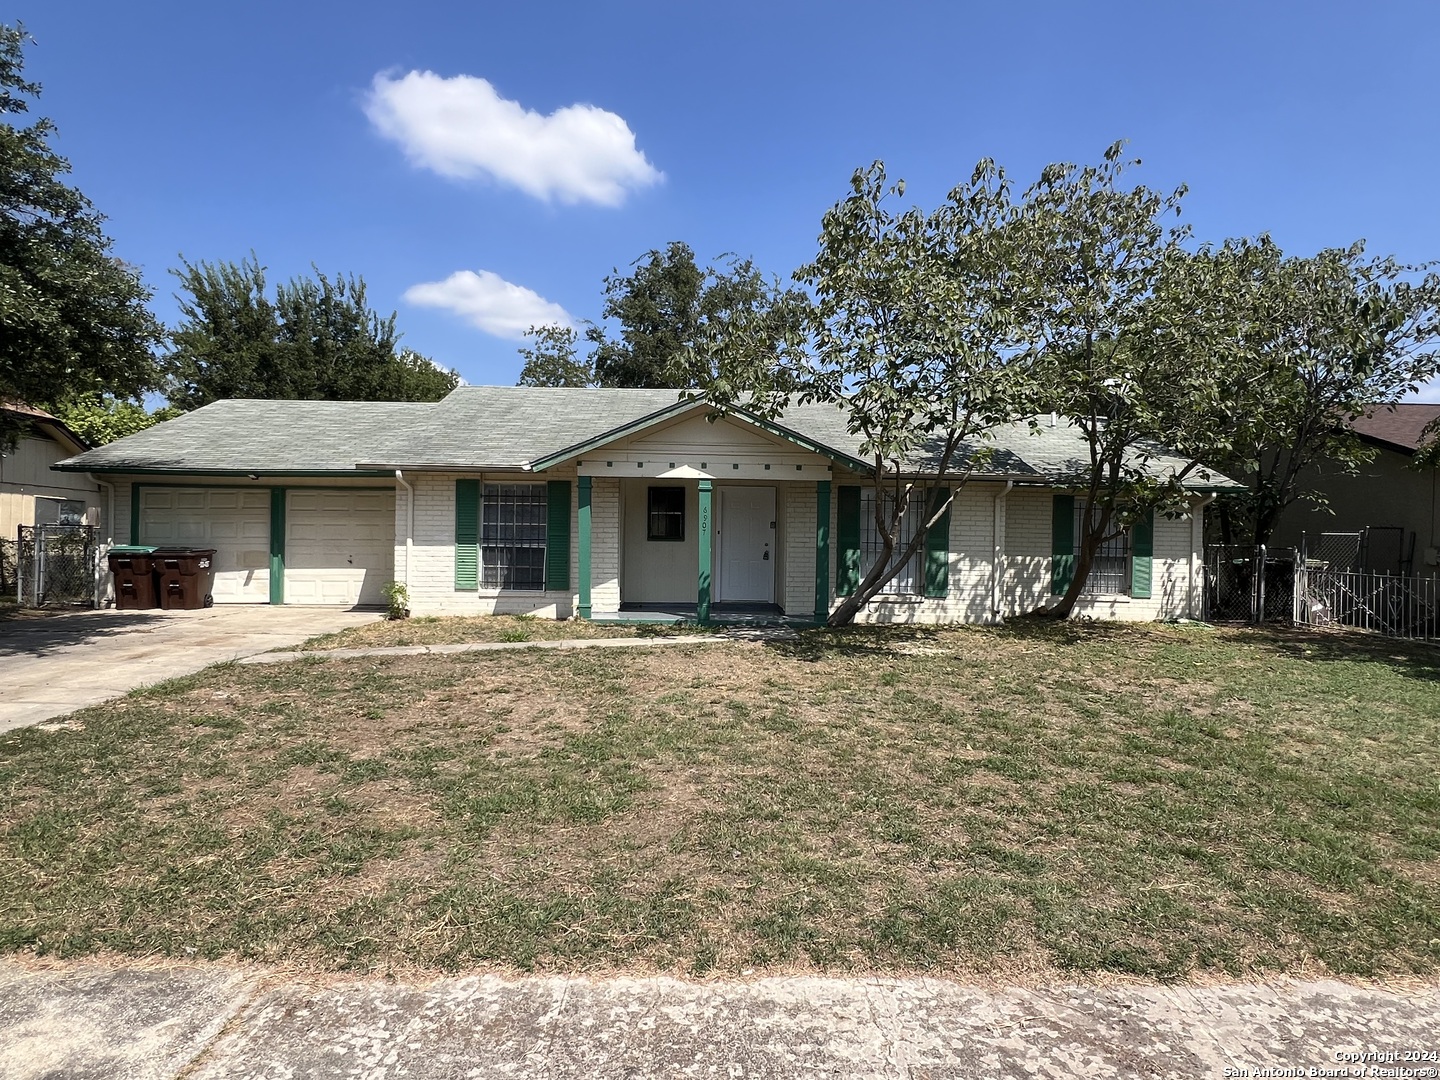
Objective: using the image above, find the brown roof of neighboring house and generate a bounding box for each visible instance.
[1350,403,1440,455]
[1,402,91,454]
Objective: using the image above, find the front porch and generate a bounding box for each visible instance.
[576,474,836,625]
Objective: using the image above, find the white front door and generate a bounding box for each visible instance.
[716,486,776,603]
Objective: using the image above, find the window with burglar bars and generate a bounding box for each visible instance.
[1074,498,1130,595]
[860,488,924,595]
[482,483,547,590]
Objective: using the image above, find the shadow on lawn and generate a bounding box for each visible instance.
[1236,624,1440,684]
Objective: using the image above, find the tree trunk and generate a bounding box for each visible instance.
[1045,540,1097,619]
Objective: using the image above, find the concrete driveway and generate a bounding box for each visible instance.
[0,606,380,734]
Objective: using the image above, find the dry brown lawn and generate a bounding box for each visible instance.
[1,620,1437,981]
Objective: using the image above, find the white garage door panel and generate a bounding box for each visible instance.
[139,488,270,603]
[285,490,394,607]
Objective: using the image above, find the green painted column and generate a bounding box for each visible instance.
[814,480,831,622]
[577,475,592,619]
[697,479,713,624]
[269,487,286,605]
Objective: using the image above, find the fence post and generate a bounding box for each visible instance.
[1254,544,1266,623]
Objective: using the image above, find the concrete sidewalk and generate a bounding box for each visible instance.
[0,607,379,733]
[0,960,1434,1079]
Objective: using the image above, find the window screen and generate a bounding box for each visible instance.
[482,483,547,590]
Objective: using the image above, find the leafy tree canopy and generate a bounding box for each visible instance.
[55,394,180,446]
[166,255,459,409]
[0,23,165,449]
[517,324,593,387]
[586,241,805,388]
[1192,238,1440,544]
[691,160,1037,625]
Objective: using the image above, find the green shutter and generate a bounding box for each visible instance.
[1130,509,1154,599]
[923,488,951,598]
[545,480,571,592]
[1051,493,1075,595]
[455,479,479,591]
[836,485,861,596]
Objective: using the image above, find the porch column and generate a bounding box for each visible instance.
[814,479,831,622]
[578,475,592,619]
[697,479,713,623]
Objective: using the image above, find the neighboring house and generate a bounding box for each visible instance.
[1,403,101,541]
[1270,403,1440,573]
[53,387,1239,622]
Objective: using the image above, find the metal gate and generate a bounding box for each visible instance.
[16,525,100,608]
[1294,531,1439,641]
[1205,545,1295,623]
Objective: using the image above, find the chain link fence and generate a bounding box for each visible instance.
[16,525,100,608]
[1205,545,1295,623]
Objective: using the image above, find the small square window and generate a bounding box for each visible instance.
[647,486,685,541]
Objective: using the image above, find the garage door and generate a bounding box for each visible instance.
[139,488,271,603]
[284,489,395,606]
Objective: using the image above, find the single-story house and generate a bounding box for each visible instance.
[53,387,1239,622]
[1270,403,1440,574]
[2,403,101,539]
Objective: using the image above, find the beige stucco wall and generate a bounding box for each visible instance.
[1269,447,1440,571]
[0,433,102,539]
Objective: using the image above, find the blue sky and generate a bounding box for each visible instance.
[23,0,1440,397]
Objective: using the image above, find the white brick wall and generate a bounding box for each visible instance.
[783,484,818,616]
[108,471,1207,623]
[1002,487,1203,620]
[400,468,583,618]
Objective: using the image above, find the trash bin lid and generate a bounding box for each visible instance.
[109,545,157,553]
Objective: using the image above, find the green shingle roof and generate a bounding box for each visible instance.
[55,386,1242,490]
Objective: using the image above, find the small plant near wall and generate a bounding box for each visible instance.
[380,581,410,620]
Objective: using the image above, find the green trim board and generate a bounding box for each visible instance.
[55,466,396,477]
[454,479,479,591]
[577,476,592,618]
[814,480,831,621]
[835,485,861,596]
[545,480,572,591]
[923,488,951,598]
[1130,510,1154,599]
[697,479,713,623]
[1051,493,1075,595]
[129,483,141,545]
[268,487,287,605]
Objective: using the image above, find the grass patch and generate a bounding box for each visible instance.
[297,613,712,651]
[1,622,1437,980]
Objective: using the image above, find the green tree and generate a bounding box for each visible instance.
[166,255,459,408]
[517,324,593,387]
[1195,238,1440,545]
[54,394,180,446]
[1012,143,1241,618]
[694,160,1034,626]
[0,23,165,448]
[587,242,802,388]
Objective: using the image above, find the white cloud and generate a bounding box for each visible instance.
[403,270,573,340]
[364,70,663,206]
